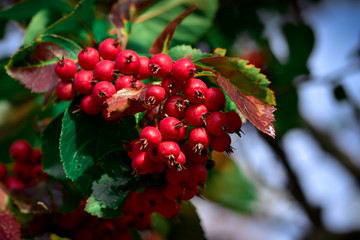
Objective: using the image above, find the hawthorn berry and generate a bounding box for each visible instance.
[186,163,207,188]
[210,133,233,154]
[184,103,208,127]
[115,75,143,90]
[161,75,184,94]
[163,183,183,201]
[183,143,208,164]
[139,126,163,150]
[188,127,211,154]
[13,163,32,181]
[134,56,152,80]
[78,47,99,70]
[56,81,77,101]
[29,148,43,165]
[141,187,164,212]
[9,139,32,163]
[203,87,226,112]
[155,198,181,218]
[55,58,77,81]
[172,58,196,82]
[164,95,187,118]
[145,85,166,106]
[126,140,143,159]
[98,38,120,60]
[206,111,229,136]
[159,117,187,141]
[73,70,95,94]
[166,166,189,185]
[226,110,242,135]
[132,152,153,175]
[80,94,102,115]
[5,176,26,190]
[31,164,47,181]
[183,78,208,103]
[115,50,140,75]
[92,81,116,104]
[182,186,199,201]
[148,53,173,78]
[157,141,180,166]
[94,60,116,82]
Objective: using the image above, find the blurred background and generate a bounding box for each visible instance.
[1,0,360,239]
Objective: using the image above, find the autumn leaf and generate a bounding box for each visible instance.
[6,34,81,93]
[149,4,197,55]
[216,72,276,138]
[106,84,152,117]
[110,0,155,50]
[196,56,276,105]
[0,210,21,240]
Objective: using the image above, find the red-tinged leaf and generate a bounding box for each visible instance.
[5,34,81,93]
[216,72,276,138]
[196,56,276,105]
[110,0,155,50]
[106,84,152,117]
[149,4,197,56]
[0,210,21,240]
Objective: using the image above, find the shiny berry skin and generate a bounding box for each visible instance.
[183,143,208,164]
[188,127,211,154]
[203,87,226,112]
[80,94,102,115]
[148,53,173,78]
[163,183,183,201]
[166,167,189,185]
[173,151,186,170]
[94,60,116,82]
[115,50,140,75]
[183,78,208,103]
[98,38,120,60]
[159,117,187,141]
[206,111,229,136]
[161,75,183,94]
[9,139,32,163]
[172,58,196,82]
[78,47,99,70]
[92,81,116,104]
[134,56,152,80]
[184,103,208,127]
[145,85,166,106]
[73,70,95,94]
[186,163,207,188]
[164,95,187,118]
[132,152,153,175]
[226,111,242,134]
[56,81,77,101]
[210,133,233,154]
[115,75,143,90]
[157,141,180,166]
[139,126,163,150]
[55,58,77,81]
[156,198,181,218]
[5,176,26,190]
[0,163,7,181]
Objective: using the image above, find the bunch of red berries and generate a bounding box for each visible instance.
[0,140,47,190]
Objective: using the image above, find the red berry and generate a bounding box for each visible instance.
[155,199,180,218]
[56,81,77,101]
[182,186,198,200]
[188,127,211,154]
[149,161,166,174]
[164,95,187,118]
[226,111,242,134]
[159,117,187,141]
[126,140,143,159]
[73,70,95,94]
[163,183,183,201]
[210,133,233,154]
[78,47,100,70]
[173,151,186,170]
[157,141,180,166]
[186,163,207,188]
[31,164,47,181]
[139,126,163,150]
[29,148,43,165]
[172,58,196,82]
[98,38,120,60]
[134,56,152,80]
[141,187,164,212]
[92,81,116,104]
[132,152,153,175]
[55,58,77,81]
[132,213,152,230]
[14,163,32,181]
[166,167,189,185]
[203,87,226,112]
[115,50,140,75]
[80,94,102,115]
[206,112,229,136]
[184,103,208,127]
[0,163,7,181]
[115,75,143,90]
[161,75,183,94]
[183,78,208,103]
[183,143,208,164]
[94,60,116,82]
[148,53,173,78]
[145,85,166,106]
[5,176,26,190]
[95,220,116,239]
[9,139,32,163]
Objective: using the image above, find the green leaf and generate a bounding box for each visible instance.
[92,174,129,210]
[41,114,66,180]
[167,202,206,240]
[167,45,210,61]
[6,34,81,93]
[85,196,123,218]
[128,0,218,54]
[196,56,276,105]
[99,151,133,181]
[50,234,71,240]
[58,181,84,213]
[203,152,256,213]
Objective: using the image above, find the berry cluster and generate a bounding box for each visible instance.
[0,140,47,190]
[54,39,243,220]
